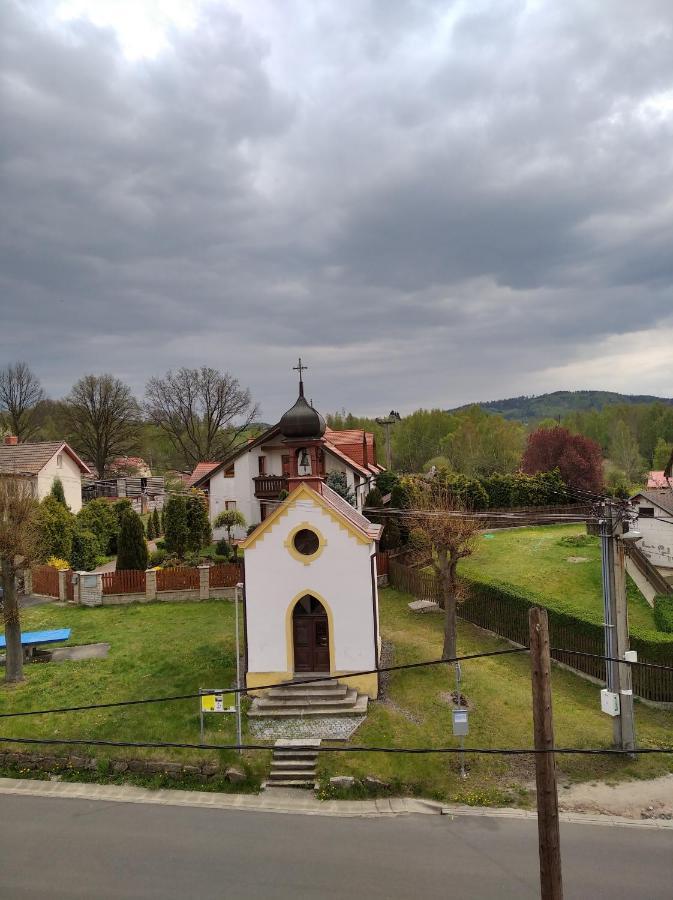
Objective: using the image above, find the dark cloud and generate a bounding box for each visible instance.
[1,0,673,422]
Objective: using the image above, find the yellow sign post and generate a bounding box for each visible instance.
[199,689,236,742]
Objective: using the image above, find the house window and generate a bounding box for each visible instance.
[225,501,237,511]
[639,507,655,518]
[258,456,266,475]
[56,454,63,468]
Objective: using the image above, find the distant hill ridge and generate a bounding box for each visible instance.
[448,390,673,422]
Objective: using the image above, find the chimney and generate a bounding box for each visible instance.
[4,435,18,446]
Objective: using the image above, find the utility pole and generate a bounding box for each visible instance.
[599,501,636,753]
[376,411,400,470]
[529,606,563,900]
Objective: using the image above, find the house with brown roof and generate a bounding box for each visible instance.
[190,372,383,536]
[0,436,92,512]
[631,488,673,581]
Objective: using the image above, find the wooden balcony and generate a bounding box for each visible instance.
[253,475,289,500]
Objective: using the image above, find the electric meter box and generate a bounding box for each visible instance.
[600,689,620,717]
[452,708,469,736]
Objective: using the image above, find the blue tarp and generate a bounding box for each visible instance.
[0,628,71,649]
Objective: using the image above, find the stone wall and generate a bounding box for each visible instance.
[0,750,247,783]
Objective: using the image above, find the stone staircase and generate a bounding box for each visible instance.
[248,678,368,718]
[266,739,321,789]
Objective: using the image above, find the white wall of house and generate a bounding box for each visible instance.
[244,492,378,681]
[206,443,372,538]
[635,501,673,573]
[36,451,84,512]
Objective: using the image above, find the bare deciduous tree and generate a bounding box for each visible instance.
[406,479,482,661]
[65,375,140,478]
[145,367,258,468]
[0,477,39,682]
[0,362,45,441]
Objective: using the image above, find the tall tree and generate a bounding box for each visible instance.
[439,406,524,476]
[145,367,258,468]
[0,478,39,682]
[522,426,604,495]
[185,495,211,552]
[65,374,140,478]
[609,421,644,483]
[653,438,673,470]
[0,362,45,441]
[164,496,188,558]
[406,480,481,661]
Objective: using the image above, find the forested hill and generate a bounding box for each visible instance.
[449,391,673,422]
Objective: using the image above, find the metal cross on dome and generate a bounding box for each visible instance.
[293,357,308,396]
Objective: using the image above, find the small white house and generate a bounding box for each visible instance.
[632,489,673,577]
[0,437,91,512]
[241,480,383,698]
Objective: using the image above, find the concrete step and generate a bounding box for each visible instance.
[274,739,322,748]
[248,694,368,718]
[265,779,316,789]
[268,684,348,701]
[254,691,359,710]
[273,750,319,761]
[271,759,316,771]
[268,769,316,782]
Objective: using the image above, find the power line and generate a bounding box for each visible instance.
[1,734,672,756]
[1,646,672,722]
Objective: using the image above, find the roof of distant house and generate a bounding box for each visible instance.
[188,461,220,487]
[632,489,673,517]
[0,441,92,476]
[647,471,671,489]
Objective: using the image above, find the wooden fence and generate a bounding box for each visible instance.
[375,552,389,576]
[388,559,673,703]
[32,566,60,598]
[102,570,146,595]
[210,563,243,588]
[156,567,199,592]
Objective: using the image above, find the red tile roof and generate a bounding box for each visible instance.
[188,462,220,487]
[323,428,379,469]
[0,441,91,476]
[647,471,671,489]
[319,482,383,541]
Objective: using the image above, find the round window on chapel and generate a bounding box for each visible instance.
[293,528,320,556]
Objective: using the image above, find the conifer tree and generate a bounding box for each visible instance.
[116,509,148,571]
[50,477,67,506]
[146,514,156,541]
[152,507,161,536]
[164,496,188,558]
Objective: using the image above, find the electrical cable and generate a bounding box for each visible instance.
[1,734,672,756]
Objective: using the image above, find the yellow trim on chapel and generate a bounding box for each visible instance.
[241,482,371,549]
[283,522,327,565]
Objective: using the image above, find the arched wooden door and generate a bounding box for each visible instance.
[292,595,330,673]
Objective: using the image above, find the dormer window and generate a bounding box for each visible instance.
[56,454,63,468]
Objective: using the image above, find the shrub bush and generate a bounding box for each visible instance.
[76,499,118,556]
[116,508,148,571]
[149,548,168,567]
[71,528,99,571]
[164,496,188,558]
[654,596,673,634]
[215,538,232,559]
[36,496,76,562]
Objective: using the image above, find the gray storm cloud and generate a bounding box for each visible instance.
[1,0,672,421]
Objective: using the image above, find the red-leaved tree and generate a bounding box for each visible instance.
[522,426,604,494]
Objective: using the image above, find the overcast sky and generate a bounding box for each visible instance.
[2,0,673,422]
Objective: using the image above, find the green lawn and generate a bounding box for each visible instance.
[460,525,661,637]
[2,591,673,804]
[319,588,673,803]
[0,601,268,783]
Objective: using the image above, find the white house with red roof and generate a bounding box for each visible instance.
[0,436,92,512]
[191,369,383,535]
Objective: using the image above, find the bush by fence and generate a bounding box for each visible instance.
[654,595,673,634]
[388,559,673,703]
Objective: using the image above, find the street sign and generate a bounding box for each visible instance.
[200,690,235,713]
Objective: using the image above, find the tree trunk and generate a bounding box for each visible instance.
[1,556,24,683]
[437,548,458,661]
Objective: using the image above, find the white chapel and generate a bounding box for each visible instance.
[241,375,383,700]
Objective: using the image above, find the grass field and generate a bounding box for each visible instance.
[2,591,672,803]
[318,588,673,803]
[459,525,662,637]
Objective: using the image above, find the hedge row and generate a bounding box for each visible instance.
[654,595,673,634]
[458,573,673,701]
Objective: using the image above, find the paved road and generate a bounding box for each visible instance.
[1,795,671,899]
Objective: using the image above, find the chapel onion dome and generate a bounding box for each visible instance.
[278,393,326,439]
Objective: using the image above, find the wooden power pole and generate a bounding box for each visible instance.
[529,606,563,900]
